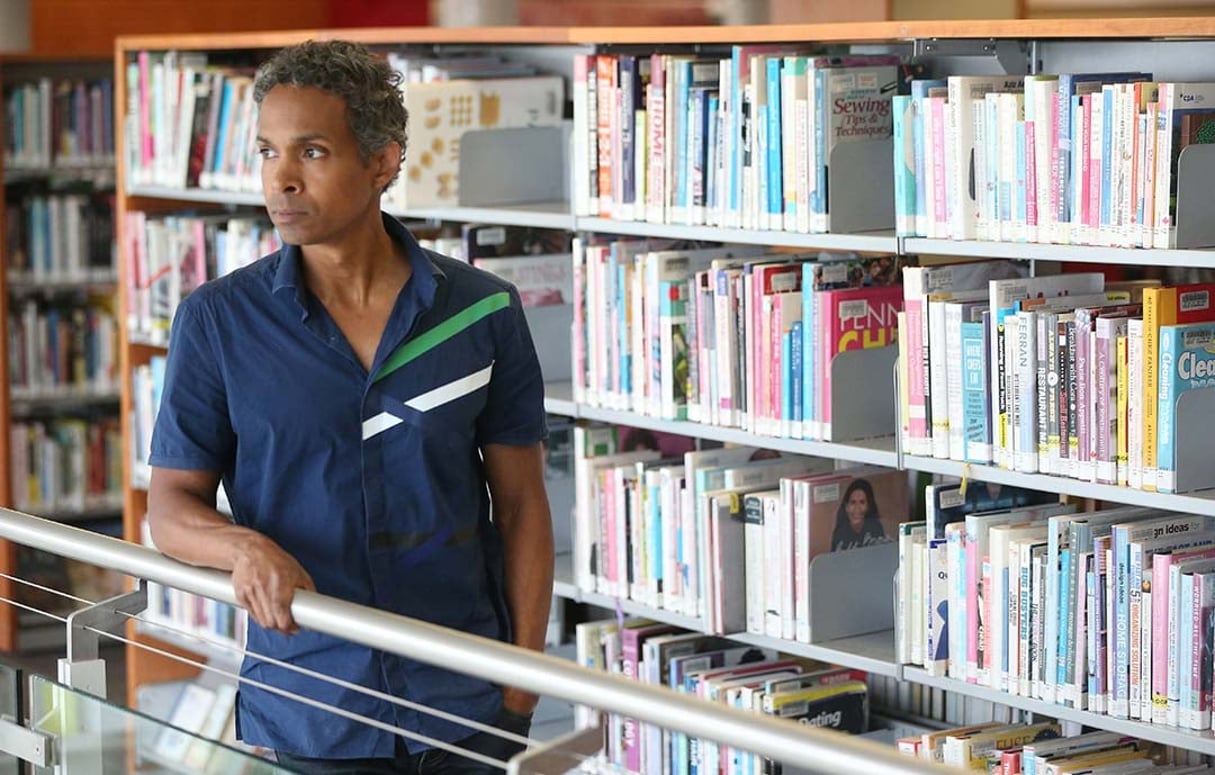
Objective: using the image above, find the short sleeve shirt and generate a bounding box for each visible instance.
[148,213,548,758]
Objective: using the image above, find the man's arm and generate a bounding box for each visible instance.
[148,467,314,634]
[482,442,554,715]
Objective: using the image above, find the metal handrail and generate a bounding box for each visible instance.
[0,507,949,775]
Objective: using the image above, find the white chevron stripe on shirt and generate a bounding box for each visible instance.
[404,362,494,413]
[362,412,404,440]
[361,362,495,441]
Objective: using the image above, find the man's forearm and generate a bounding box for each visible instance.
[502,498,555,652]
[148,470,261,572]
[499,495,554,712]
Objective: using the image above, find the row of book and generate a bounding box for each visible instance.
[572,50,906,232]
[902,264,1215,494]
[140,518,248,650]
[130,354,165,478]
[8,418,122,515]
[573,423,909,633]
[8,299,118,397]
[3,191,116,280]
[574,619,868,775]
[122,50,564,210]
[3,77,116,169]
[123,211,280,345]
[572,239,906,441]
[893,75,1215,249]
[896,481,1215,733]
[897,722,1209,773]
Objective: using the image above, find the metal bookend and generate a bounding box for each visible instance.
[507,723,604,775]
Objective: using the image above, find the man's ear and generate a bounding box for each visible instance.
[373,140,403,190]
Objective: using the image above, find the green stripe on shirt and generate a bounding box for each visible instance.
[372,291,510,383]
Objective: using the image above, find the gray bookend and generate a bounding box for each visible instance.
[827,138,895,234]
[457,123,571,208]
[1174,143,1215,249]
[807,540,898,642]
[829,344,897,442]
[1171,385,1215,493]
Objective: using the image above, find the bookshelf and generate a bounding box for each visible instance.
[114,18,1215,761]
[0,55,122,653]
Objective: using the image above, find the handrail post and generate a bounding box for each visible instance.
[59,584,147,699]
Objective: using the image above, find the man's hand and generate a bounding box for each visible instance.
[231,533,316,634]
[500,686,538,717]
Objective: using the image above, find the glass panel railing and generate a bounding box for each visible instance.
[27,674,299,774]
[0,661,21,774]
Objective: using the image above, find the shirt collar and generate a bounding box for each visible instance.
[271,212,445,313]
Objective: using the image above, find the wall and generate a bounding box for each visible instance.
[769,0,890,23]
[30,0,331,56]
[892,0,1022,18]
[518,0,714,25]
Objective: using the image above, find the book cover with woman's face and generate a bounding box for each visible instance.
[806,469,910,558]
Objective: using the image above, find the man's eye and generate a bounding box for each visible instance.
[258,147,276,159]
[304,147,325,159]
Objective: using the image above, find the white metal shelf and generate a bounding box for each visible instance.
[578,217,899,252]
[729,630,901,679]
[127,331,170,349]
[552,550,706,630]
[396,202,573,231]
[552,553,579,601]
[19,499,125,524]
[904,455,1215,516]
[10,388,121,410]
[573,401,899,467]
[125,185,266,207]
[576,588,707,633]
[904,237,1215,268]
[7,271,119,293]
[544,381,578,417]
[902,666,1215,757]
[124,185,576,230]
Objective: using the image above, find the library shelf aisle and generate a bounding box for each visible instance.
[114,17,1215,760]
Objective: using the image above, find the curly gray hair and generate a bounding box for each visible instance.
[253,39,408,188]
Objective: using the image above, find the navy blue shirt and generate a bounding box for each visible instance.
[149,213,547,758]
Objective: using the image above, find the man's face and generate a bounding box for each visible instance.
[256,85,396,246]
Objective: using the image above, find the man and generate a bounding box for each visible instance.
[146,39,554,773]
